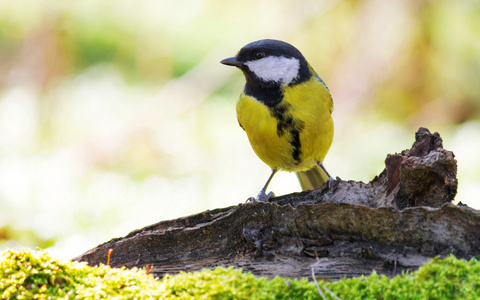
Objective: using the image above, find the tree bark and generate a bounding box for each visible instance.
[74,128,474,280]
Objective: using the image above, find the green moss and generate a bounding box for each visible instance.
[0,249,162,299]
[1,250,480,299]
[326,255,480,300]
[158,267,319,299]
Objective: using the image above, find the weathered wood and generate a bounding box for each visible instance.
[74,128,473,280]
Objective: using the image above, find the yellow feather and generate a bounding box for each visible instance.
[236,75,334,176]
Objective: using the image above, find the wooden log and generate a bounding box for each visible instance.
[74,128,472,280]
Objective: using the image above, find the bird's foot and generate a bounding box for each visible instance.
[325,177,335,189]
[246,190,275,203]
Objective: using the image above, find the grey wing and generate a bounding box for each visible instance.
[315,74,334,113]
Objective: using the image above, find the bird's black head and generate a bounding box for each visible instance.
[221,39,311,87]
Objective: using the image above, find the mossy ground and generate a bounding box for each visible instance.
[1,249,479,299]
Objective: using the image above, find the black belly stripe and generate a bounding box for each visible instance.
[270,102,304,164]
[290,128,302,163]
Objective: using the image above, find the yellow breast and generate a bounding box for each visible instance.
[236,76,334,172]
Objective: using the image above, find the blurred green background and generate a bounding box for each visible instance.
[0,0,479,258]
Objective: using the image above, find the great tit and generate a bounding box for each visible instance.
[221,39,334,202]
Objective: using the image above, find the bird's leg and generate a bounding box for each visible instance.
[317,162,334,188]
[247,169,277,202]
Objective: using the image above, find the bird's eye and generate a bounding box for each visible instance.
[254,52,265,60]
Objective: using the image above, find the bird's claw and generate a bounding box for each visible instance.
[246,190,275,203]
[325,177,335,189]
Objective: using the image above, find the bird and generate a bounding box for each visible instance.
[221,39,334,202]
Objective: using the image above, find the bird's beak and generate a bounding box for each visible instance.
[220,56,243,67]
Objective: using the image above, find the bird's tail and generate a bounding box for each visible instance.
[295,163,331,191]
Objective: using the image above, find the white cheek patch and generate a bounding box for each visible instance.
[245,56,300,85]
